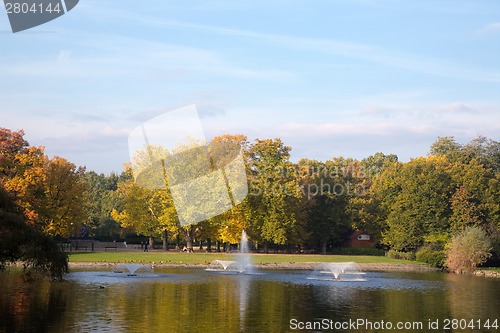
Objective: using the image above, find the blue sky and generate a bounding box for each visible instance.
[1,0,499,173]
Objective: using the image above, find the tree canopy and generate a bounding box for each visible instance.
[1,126,499,270]
[0,128,84,278]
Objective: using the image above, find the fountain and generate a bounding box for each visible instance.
[311,262,366,281]
[235,230,252,273]
[113,264,152,276]
[210,231,253,273]
[213,260,239,270]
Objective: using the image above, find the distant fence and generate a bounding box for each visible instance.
[61,240,130,252]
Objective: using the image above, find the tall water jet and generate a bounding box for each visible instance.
[208,231,254,273]
[236,230,252,273]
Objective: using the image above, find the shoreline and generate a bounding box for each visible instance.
[68,261,437,272]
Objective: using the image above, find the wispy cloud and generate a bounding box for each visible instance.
[0,31,294,82]
[279,122,434,137]
[97,12,500,83]
[359,101,484,118]
[477,22,500,35]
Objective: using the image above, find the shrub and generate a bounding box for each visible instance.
[445,226,492,274]
[387,249,416,261]
[416,246,446,268]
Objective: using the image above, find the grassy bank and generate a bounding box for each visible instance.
[478,267,500,272]
[68,251,415,265]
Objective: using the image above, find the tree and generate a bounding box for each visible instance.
[464,136,500,172]
[199,134,252,251]
[298,158,353,254]
[112,175,178,250]
[449,186,484,232]
[125,142,181,249]
[374,156,452,251]
[1,128,88,237]
[361,152,398,177]
[247,138,303,251]
[306,194,348,254]
[0,186,68,279]
[84,170,123,236]
[428,136,462,159]
[445,226,492,274]
[0,128,29,174]
[0,128,46,224]
[36,156,88,237]
[430,135,500,172]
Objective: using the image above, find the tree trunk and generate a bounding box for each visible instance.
[162,229,168,251]
[321,240,327,254]
[216,241,221,252]
[149,236,154,250]
[206,238,212,252]
[264,242,268,254]
[183,226,194,253]
[186,235,193,252]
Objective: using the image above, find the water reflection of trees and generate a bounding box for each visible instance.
[446,273,500,321]
[0,273,73,333]
[3,270,499,333]
[311,273,454,332]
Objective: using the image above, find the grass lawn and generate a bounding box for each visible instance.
[68,251,414,265]
[478,267,500,272]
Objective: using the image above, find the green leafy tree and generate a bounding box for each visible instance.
[429,136,462,160]
[84,171,124,236]
[298,158,354,253]
[430,135,500,172]
[464,136,500,172]
[449,186,484,232]
[248,138,302,251]
[112,175,178,250]
[374,156,452,251]
[361,152,398,177]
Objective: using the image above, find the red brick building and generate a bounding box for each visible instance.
[343,230,375,248]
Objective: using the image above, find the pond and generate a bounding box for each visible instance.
[1,267,499,332]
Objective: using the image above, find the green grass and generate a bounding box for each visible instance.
[68,251,414,265]
[249,254,411,264]
[478,267,500,272]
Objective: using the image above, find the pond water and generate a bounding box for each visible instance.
[1,267,499,332]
